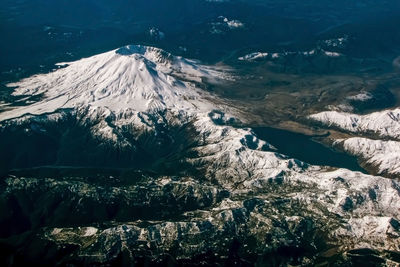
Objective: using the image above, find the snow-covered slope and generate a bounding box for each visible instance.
[310,108,400,139]
[0,45,218,122]
[310,107,400,177]
[337,137,400,176]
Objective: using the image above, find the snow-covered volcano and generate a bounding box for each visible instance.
[0,45,220,121]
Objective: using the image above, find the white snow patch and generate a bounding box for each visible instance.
[83,227,98,237]
[324,51,341,57]
[347,92,373,102]
[238,52,269,61]
[223,17,244,29]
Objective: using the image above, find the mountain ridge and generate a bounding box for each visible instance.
[0,45,399,265]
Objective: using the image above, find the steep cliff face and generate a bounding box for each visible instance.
[0,45,399,265]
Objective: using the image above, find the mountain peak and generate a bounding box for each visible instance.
[116,45,173,65]
[0,45,215,121]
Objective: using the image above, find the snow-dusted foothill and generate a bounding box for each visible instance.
[238,48,343,62]
[310,108,400,139]
[336,137,400,176]
[238,52,269,61]
[310,107,400,177]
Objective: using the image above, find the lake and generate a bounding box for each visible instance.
[253,127,366,173]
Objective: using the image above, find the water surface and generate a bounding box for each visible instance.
[253,127,366,173]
